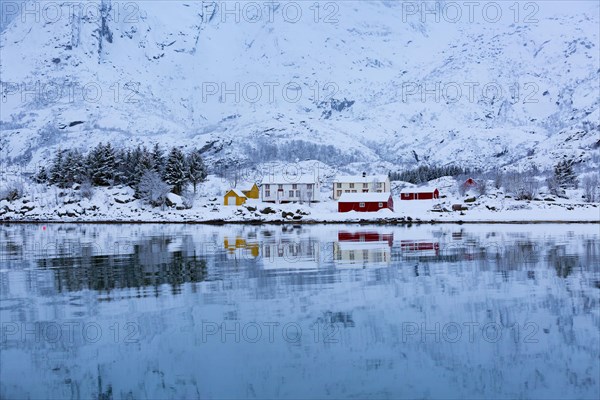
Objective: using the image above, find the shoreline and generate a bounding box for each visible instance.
[1,218,598,225]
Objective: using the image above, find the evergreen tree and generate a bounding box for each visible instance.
[49,148,66,186]
[132,146,155,190]
[164,147,188,195]
[187,149,207,194]
[63,149,86,186]
[88,143,117,186]
[554,159,578,189]
[34,166,48,184]
[151,143,164,174]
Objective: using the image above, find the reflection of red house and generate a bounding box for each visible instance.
[338,193,394,212]
[400,187,439,200]
[400,240,440,253]
[338,232,394,247]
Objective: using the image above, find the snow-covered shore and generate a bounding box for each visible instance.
[1,183,597,224]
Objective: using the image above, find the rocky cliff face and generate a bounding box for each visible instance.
[1,1,598,173]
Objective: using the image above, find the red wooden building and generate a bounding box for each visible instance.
[338,192,394,212]
[400,187,439,200]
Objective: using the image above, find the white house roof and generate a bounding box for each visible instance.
[334,175,388,183]
[338,192,392,202]
[226,189,247,198]
[400,187,439,194]
[260,174,319,185]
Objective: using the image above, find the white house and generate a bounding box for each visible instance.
[260,174,320,203]
[332,172,390,200]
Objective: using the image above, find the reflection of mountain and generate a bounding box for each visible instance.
[37,239,208,295]
[334,231,393,268]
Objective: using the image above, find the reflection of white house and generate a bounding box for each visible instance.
[260,174,320,203]
[333,242,391,268]
[261,238,321,270]
[333,173,390,200]
[333,231,393,268]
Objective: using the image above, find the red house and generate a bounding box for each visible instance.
[400,187,439,200]
[338,192,394,212]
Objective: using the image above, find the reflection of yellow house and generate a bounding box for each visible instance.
[242,184,259,199]
[224,189,247,206]
[224,237,260,258]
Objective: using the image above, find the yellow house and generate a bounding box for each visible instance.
[242,183,260,199]
[223,189,247,206]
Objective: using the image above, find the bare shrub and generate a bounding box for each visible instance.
[0,180,24,201]
[582,175,599,203]
[505,172,538,200]
[475,180,488,196]
[137,171,170,207]
[79,180,95,200]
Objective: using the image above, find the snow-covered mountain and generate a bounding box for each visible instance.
[1,0,599,173]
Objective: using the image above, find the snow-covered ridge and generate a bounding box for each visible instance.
[0,1,599,173]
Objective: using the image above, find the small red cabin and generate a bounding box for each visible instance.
[464,178,477,187]
[400,187,439,200]
[338,193,394,212]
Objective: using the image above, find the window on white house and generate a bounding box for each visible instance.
[265,190,271,197]
[289,190,294,197]
[336,190,342,196]
[336,183,341,188]
[352,190,357,193]
[350,183,355,188]
[345,190,350,193]
[278,184,283,190]
[363,183,368,188]
[359,202,365,207]
[264,184,270,189]
[292,184,297,189]
[295,190,300,197]
[307,184,313,189]
[377,182,382,188]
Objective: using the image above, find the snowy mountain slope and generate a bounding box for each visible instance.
[0,1,598,173]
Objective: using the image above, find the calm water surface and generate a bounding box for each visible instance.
[0,223,599,399]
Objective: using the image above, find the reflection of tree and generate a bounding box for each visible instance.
[37,239,207,295]
[548,246,578,278]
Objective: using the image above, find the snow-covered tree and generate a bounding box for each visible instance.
[63,149,86,186]
[132,146,155,188]
[88,143,117,186]
[137,170,170,207]
[34,166,48,183]
[187,149,207,194]
[554,159,578,189]
[582,175,599,203]
[49,148,66,186]
[164,147,188,194]
[152,143,165,174]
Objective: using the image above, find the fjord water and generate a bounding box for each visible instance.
[0,224,598,399]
